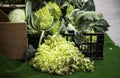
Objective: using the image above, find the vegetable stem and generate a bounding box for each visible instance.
[38,30,45,46]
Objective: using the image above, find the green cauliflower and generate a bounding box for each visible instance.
[34,5,54,30]
[49,20,61,34]
[47,1,62,18]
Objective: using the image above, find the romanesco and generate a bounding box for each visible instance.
[34,5,54,30]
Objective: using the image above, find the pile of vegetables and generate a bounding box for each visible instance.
[30,33,94,75]
[24,0,109,75]
[26,0,109,42]
[26,0,96,34]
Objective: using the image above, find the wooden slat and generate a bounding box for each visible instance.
[0,4,25,8]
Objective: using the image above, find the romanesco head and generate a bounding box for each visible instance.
[48,2,62,18]
[34,5,54,30]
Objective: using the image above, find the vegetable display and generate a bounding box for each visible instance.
[26,0,108,42]
[1,0,110,76]
[26,0,96,34]
[30,34,94,75]
[24,0,110,76]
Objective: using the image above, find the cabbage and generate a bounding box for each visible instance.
[8,9,26,23]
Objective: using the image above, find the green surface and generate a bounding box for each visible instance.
[0,34,120,78]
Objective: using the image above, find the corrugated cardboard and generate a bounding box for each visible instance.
[0,22,28,59]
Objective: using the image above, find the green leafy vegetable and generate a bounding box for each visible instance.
[65,2,75,16]
[30,33,94,75]
[61,10,109,44]
[26,0,96,34]
[26,0,39,34]
[25,44,36,61]
[66,0,95,11]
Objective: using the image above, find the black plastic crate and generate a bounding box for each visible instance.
[63,32,104,60]
[27,34,40,49]
[27,32,104,60]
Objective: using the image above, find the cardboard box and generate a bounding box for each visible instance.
[0,22,28,59]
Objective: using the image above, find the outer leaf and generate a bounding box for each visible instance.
[25,44,36,61]
[25,0,32,19]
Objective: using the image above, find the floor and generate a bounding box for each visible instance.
[94,0,120,46]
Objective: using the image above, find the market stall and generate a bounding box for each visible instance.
[0,0,120,78]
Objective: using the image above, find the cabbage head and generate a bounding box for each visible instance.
[8,9,26,23]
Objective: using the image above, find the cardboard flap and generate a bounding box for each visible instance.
[0,9,9,22]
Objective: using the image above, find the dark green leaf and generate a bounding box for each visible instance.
[25,44,36,61]
[25,0,32,19]
[74,32,85,44]
[59,19,68,33]
[84,0,95,11]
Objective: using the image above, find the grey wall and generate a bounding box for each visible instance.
[94,0,120,46]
